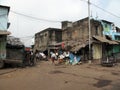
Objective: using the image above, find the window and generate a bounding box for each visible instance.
[45,33,47,37]
[105,24,108,28]
[95,26,98,35]
[115,36,120,40]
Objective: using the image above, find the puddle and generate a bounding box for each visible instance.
[70,73,78,76]
[111,83,120,90]
[111,72,119,76]
[86,66,91,68]
[64,81,69,84]
[49,70,78,77]
[93,79,112,88]
[49,70,64,74]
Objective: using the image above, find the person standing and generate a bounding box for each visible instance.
[50,52,56,64]
[63,51,70,62]
[30,51,35,66]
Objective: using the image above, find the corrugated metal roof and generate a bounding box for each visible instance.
[115,40,120,43]
[93,36,118,44]
[101,20,113,24]
[63,39,91,52]
[70,44,86,52]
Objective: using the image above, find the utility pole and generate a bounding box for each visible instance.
[88,0,91,61]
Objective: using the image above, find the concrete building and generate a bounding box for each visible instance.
[34,28,62,56]
[34,17,118,61]
[62,18,103,60]
[61,17,118,61]
[100,20,120,61]
[0,5,11,68]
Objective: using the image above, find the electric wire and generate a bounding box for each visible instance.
[10,0,120,22]
[10,10,61,23]
[81,0,120,19]
[7,0,120,40]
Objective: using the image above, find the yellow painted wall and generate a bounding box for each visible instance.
[93,43,102,59]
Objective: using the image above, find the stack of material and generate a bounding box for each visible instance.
[7,36,24,47]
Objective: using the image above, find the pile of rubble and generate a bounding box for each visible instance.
[7,36,24,46]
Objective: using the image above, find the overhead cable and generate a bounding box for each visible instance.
[10,10,61,23]
[91,3,120,18]
[10,0,120,23]
[81,0,120,19]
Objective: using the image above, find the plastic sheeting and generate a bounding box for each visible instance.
[69,53,81,65]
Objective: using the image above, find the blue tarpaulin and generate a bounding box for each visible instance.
[69,53,81,65]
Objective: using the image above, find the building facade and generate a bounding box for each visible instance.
[0,5,10,60]
[101,20,120,59]
[62,18,119,61]
[34,28,62,56]
[34,17,119,61]
[0,5,11,68]
[6,36,24,63]
[62,18,104,60]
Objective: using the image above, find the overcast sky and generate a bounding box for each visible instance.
[0,0,120,46]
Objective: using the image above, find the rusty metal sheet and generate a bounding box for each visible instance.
[93,36,118,44]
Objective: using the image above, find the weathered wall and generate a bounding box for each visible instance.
[55,31,62,43]
[93,43,102,59]
[101,21,120,54]
[62,19,103,42]
[35,30,49,51]
[0,36,6,59]
[34,28,62,51]
[6,48,24,60]
[0,7,9,31]
[0,6,10,60]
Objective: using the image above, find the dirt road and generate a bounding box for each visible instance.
[0,61,120,90]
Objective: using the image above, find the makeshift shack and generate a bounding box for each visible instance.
[4,36,25,67]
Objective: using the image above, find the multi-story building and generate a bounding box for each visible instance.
[62,18,117,60]
[34,17,118,61]
[0,5,10,68]
[34,28,62,56]
[101,20,120,58]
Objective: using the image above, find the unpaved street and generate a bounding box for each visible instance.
[0,61,120,90]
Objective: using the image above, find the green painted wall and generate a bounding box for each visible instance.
[113,36,120,54]
[113,45,120,54]
[0,36,6,59]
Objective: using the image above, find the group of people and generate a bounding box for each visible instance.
[35,50,47,61]
[24,50,47,66]
[24,50,35,66]
[50,50,81,65]
[24,49,81,66]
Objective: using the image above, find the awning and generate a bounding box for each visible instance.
[108,40,118,44]
[93,36,118,44]
[66,39,90,52]
[115,40,120,43]
[61,39,90,52]
[0,31,11,35]
[70,44,86,52]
